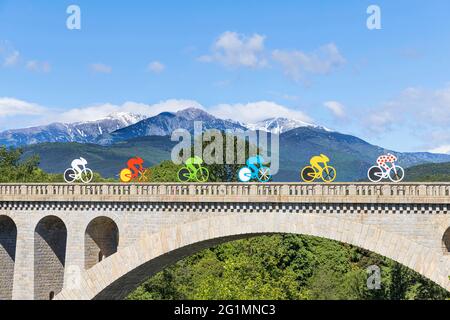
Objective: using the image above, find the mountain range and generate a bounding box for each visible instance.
[2,107,449,181]
[0,108,326,147]
[95,109,248,145]
[0,112,147,146]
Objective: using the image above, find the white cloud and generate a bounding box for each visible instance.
[0,97,315,130]
[366,84,450,133]
[147,61,165,73]
[4,50,20,67]
[26,60,51,73]
[360,84,450,152]
[429,145,450,154]
[1,41,51,72]
[0,98,45,117]
[53,99,204,123]
[90,63,112,74]
[272,43,346,81]
[199,31,267,68]
[1,41,20,67]
[324,101,346,119]
[209,101,312,123]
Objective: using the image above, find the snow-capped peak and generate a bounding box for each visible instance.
[105,112,148,126]
[243,117,330,134]
[175,108,210,120]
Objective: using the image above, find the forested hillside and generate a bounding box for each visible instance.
[404,162,450,182]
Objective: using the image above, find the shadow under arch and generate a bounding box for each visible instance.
[85,216,119,270]
[0,215,17,300]
[56,214,450,300]
[34,215,67,300]
[444,227,450,254]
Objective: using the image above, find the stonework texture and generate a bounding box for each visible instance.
[34,216,67,300]
[0,216,16,300]
[85,217,119,270]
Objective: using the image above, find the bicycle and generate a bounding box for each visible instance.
[177,157,209,182]
[238,156,272,183]
[301,156,337,183]
[367,162,405,183]
[120,167,152,182]
[64,159,94,183]
[120,157,152,183]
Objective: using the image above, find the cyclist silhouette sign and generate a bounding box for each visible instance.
[238,156,272,182]
[120,157,152,183]
[301,154,337,183]
[367,153,405,183]
[64,157,93,183]
[177,156,210,182]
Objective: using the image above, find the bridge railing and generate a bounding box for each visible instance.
[0,183,449,204]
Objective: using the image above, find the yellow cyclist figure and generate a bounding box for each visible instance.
[310,154,330,173]
[301,154,337,183]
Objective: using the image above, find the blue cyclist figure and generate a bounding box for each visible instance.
[238,155,272,182]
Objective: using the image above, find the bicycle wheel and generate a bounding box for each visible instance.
[321,166,337,183]
[195,167,209,182]
[367,166,383,183]
[80,168,93,183]
[138,169,152,182]
[64,168,77,183]
[120,168,132,183]
[238,167,252,182]
[177,167,191,182]
[257,166,271,182]
[389,165,405,183]
[301,166,316,183]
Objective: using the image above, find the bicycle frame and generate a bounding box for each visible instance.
[187,163,201,176]
[378,163,397,178]
[71,163,87,179]
[313,163,331,178]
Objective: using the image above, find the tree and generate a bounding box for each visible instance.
[0,146,113,183]
[148,161,182,182]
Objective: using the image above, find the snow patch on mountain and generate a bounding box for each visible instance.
[243,117,332,134]
[0,112,148,147]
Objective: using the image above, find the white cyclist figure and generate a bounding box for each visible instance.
[64,157,94,183]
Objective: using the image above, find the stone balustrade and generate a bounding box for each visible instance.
[0,183,448,204]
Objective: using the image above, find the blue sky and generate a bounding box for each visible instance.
[1,0,450,153]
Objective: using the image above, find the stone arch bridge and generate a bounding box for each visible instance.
[0,183,449,300]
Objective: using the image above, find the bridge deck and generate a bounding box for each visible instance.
[0,183,449,204]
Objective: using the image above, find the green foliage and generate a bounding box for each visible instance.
[23,137,175,179]
[128,234,450,300]
[154,133,261,182]
[0,146,58,182]
[128,155,450,301]
[148,160,183,182]
[176,133,260,182]
[0,146,113,183]
[404,162,450,182]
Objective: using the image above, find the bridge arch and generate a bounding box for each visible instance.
[85,216,119,270]
[56,213,450,300]
[0,215,17,300]
[34,215,67,300]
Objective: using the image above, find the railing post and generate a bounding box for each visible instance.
[418,185,426,196]
[348,184,356,196]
